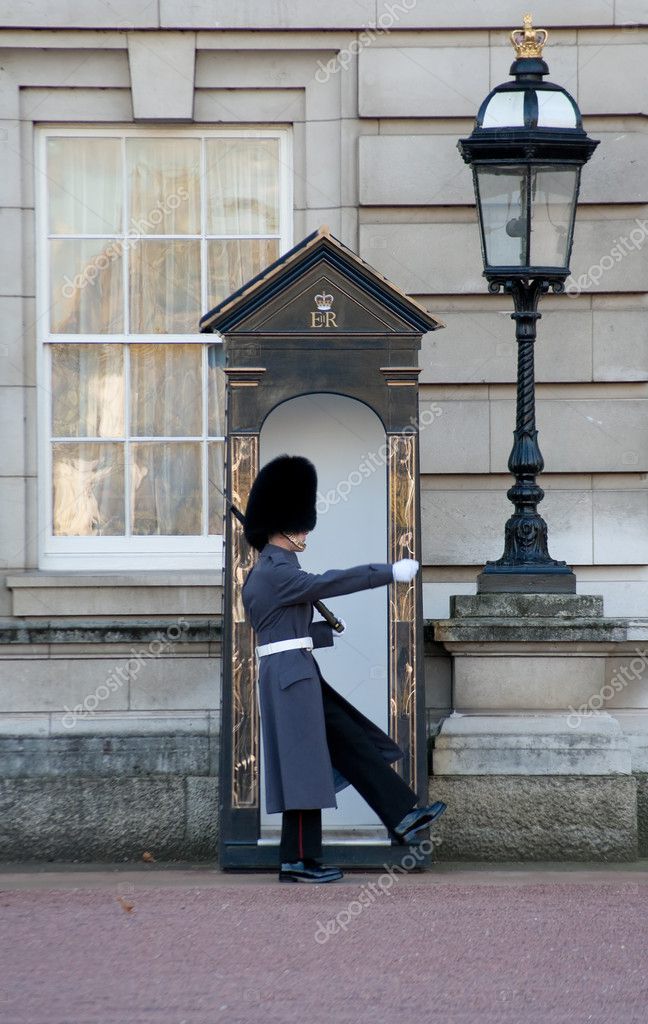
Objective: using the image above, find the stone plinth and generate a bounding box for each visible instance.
[430,594,643,862]
[434,714,632,776]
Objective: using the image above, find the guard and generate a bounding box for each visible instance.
[241,454,447,883]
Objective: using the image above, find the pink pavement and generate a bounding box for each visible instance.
[1,865,648,1024]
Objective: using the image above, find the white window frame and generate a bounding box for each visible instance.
[35,125,293,571]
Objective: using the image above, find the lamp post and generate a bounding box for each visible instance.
[458,14,599,594]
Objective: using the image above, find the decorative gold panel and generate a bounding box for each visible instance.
[229,433,259,808]
[387,433,418,790]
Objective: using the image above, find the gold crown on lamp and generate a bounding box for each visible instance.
[511,13,548,58]
[314,291,334,311]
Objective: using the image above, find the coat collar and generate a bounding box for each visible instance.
[261,542,300,566]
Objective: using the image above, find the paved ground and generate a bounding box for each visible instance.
[1,860,648,1024]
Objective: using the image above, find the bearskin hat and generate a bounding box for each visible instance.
[243,454,317,551]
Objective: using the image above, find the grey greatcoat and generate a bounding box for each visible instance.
[242,542,404,813]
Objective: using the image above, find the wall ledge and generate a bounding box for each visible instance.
[0,619,221,644]
[4,572,223,618]
[6,571,222,589]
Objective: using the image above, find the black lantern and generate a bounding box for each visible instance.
[458,14,599,593]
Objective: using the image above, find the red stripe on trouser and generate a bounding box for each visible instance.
[298,811,303,859]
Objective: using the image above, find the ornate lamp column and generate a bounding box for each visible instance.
[458,14,599,593]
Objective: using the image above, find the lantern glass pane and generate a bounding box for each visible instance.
[481,91,525,129]
[529,166,579,269]
[536,91,578,129]
[475,166,528,268]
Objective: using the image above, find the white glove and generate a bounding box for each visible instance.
[392,558,419,583]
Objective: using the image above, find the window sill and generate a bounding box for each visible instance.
[38,540,224,573]
[5,571,223,618]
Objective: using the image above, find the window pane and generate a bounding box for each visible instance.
[207,238,279,308]
[131,442,201,535]
[47,137,122,235]
[475,166,527,268]
[50,239,124,334]
[208,442,225,535]
[129,239,201,333]
[130,344,202,436]
[529,167,578,269]
[52,344,124,438]
[52,442,124,535]
[206,138,280,235]
[127,138,200,235]
[207,349,226,437]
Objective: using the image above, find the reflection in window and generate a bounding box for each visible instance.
[207,238,279,308]
[49,344,227,537]
[130,344,202,437]
[129,240,202,334]
[50,240,124,334]
[127,137,200,235]
[131,442,202,535]
[206,138,280,235]
[42,130,288,553]
[52,443,125,535]
[208,442,225,536]
[47,137,122,235]
[52,344,124,438]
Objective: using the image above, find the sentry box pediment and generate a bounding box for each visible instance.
[200,225,443,338]
[199,226,443,431]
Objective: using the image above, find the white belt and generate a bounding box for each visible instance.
[255,636,314,659]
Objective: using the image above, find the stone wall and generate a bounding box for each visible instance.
[0,622,220,861]
[0,2,647,859]
[0,4,646,625]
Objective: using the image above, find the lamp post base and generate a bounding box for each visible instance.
[477,564,576,594]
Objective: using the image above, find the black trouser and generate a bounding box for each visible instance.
[280,809,323,863]
[279,683,418,863]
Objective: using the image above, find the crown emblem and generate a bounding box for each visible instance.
[314,291,334,311]
[511,14,548,59]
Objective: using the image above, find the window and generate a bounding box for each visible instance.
[36,128,292,569]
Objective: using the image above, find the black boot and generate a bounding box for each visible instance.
[279,860,344,883]
[391,801,447,844]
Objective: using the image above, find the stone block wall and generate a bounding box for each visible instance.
[0,623,221,861]
[1,2,647,859]
[0,4,646,624]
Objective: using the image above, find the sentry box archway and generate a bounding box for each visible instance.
[200,227,443,869]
